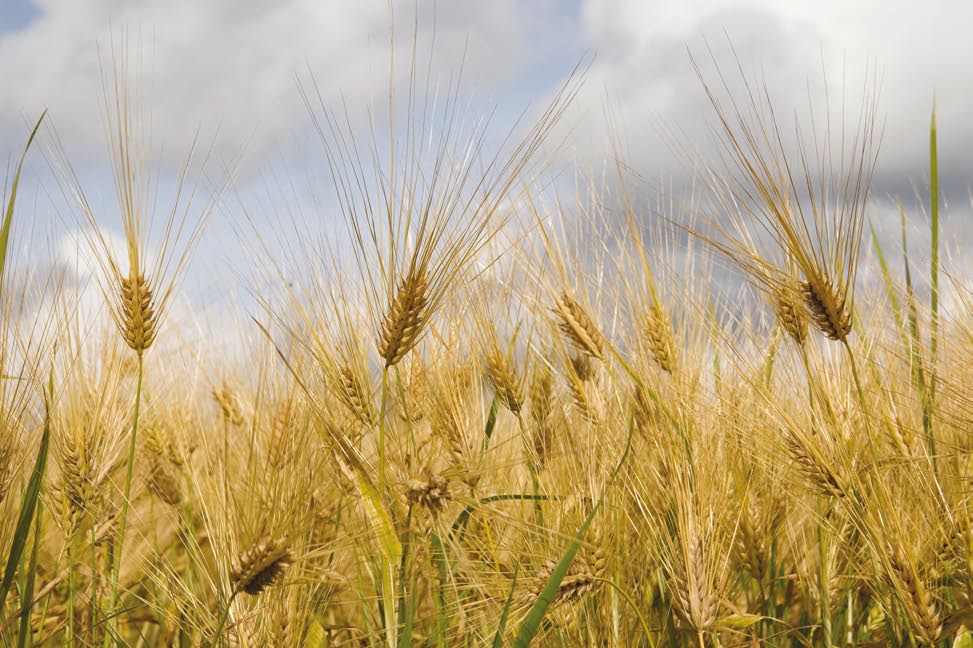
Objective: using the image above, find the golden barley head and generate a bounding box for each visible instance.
[773,283,809,346]
[553,293,605,361]
[645,303,675,374]
[485,351,523,415]
[801,276,852,342]
[378,269,430,368]
[119,272,157,354]
[230,536,294,596]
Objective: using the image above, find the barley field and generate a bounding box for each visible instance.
[0,24,969,648]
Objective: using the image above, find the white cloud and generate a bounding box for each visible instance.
[570,0,973,192]
[0,0,570,171]
[3,0,972,340]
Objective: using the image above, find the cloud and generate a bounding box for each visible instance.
[569,0,973,197]
[0,1,575,171]
[2,0,971,334]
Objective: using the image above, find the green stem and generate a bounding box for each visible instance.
[841,340,873,442]
[927,102,940,477]
[516,414,543,528]
[104,352,145,647]
[67,540,75,648]
[208,590,239,648]
[379,367,389,495]
[817,497,832,648]
[595,578,655,644]
[376,367,396,648]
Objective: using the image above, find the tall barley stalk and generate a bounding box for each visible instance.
[48,44,220,642]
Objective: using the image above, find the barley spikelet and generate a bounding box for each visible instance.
[396,360,426,422]
[530,363,553,425]
[735,495,785,585]
[645,303,675,373]
[801,276,852,342]
[785,433,846,498]
[230,537,294,596]
[773,283,809,345]
[568,353,596,382]
[525,560,599,609]
[529,364,553,469]
[54,437,93,535]
[588,526,610,579]
[405,472,451,514]
[266,400,294,469]
[144,421,167,459]
[213,383,246,426]
[888,551,942,645]
[119,272,156,354]
[337,365,376,425]
[669,533,717,632]
[146,455,182,506]
[633,386,664,437]
[260,592,307,647]
[525,527,610,609]
[430,397,468,466]
[485,350,523,415]
[566,362,603,424]
[554,293,604,361]
[887,414,919,459]
[378,269,429,368]
[86,508,118,547]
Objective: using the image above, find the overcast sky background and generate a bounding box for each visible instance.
[1,0,971,351]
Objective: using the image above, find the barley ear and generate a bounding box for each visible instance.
[553,293,605,361]
[801,275,852,342]
[378,269,430,368]
[773,283,809,346]
[645,302,675,374]
[119,272,156,355]
[485,350,524,415]
[230,537,294,596]
[888,550,942,646]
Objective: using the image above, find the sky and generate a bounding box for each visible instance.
[1,0,971,352]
